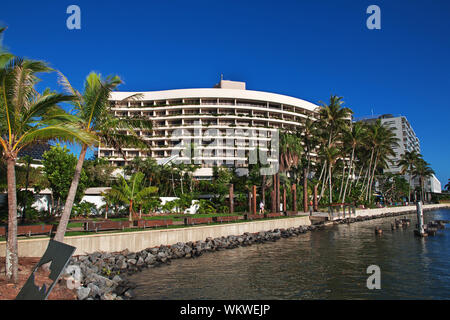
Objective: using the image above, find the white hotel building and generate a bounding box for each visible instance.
[98,80,319,177]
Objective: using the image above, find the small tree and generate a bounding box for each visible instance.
[42,144,88,215]
[106,172,158,221]
[83,157,115,187]
[212,166,233,208]
[142,197,161,215]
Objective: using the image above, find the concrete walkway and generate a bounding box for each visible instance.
[310,203,450,221]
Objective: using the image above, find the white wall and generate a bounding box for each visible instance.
[0,192,200,215]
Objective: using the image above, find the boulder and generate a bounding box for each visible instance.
[116,260,128,270]
[144,254,156,264]
[124,289,135,299]
[136,257,144,267]
[101,293,117,300]
[87,283,101,298]
[77,287,91,300]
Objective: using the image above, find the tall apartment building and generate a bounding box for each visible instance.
[378,114,421,174]
[359,114,441,193]
[99,80,320,177]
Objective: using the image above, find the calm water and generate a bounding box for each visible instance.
[129,209,450,300]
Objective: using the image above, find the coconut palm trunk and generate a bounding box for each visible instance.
[361,168,369,198]
[6,157,18,283]
[348,162,358,199]
[368,152,379,203]
[408,171,412,202]
[129,199,133,222]
[54,144,88,242]
[262,174,266,205]
[354,164,364,189]
[338,162,346,201]
[318,161,328,202]
[22,156,32,224]
[328,165,333,204]
[342,147,355,202]
[364,148,375,200]
[303,167,308,212]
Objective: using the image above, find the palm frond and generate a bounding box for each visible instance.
[135,186,158,203]
[15,123,96,151]
[57,71,83,105]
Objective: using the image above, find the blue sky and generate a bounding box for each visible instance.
[1,0,449,186]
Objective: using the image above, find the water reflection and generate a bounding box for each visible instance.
[129,209,450,300]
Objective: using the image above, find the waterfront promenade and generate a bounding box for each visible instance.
[313,203,450,221]
[1,204,448,258]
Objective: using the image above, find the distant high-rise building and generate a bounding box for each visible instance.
[378,114,420,174]
[358,114,441,194]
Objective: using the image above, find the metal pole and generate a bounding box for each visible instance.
[416,201,425,235]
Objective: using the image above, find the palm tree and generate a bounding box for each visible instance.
[106,172,158,221]
[100,190,115,219]
[398,150,421,202]
[361,120,398,202]
[300,117,317,177]
[54,72,151,242]
[323,146,340,204]
[412,158,434,202]
[279,131,303,210]
[0,57,92,282]
[279,131,303,174]
[362,120,382,200]
[317,95,353,147]
[367,124,399,203]
[297,119,317,211]
[341,121,366,202]
[315,95,352,204]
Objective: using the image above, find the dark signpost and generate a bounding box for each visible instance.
[15,240,76,300]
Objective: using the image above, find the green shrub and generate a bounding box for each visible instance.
[197,200,216,214]
[72,201,98,217]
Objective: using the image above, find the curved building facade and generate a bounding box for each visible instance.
[99,80,319,174]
